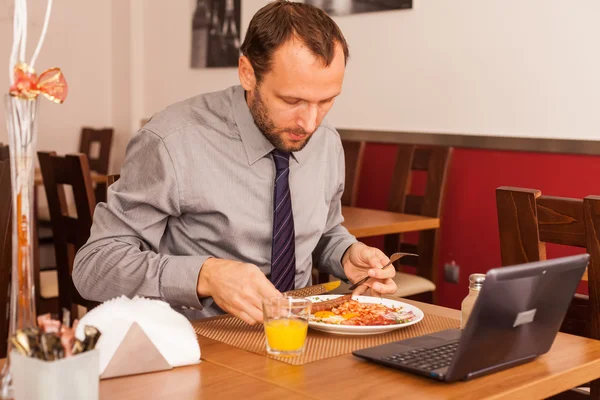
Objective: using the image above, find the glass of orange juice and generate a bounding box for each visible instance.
[262,297,311,356]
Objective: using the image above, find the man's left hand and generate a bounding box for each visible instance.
[342,242,398,296]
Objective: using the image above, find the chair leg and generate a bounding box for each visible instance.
[546,387,590,399]
[591,379,600,400]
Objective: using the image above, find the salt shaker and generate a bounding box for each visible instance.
[460,273,486,329]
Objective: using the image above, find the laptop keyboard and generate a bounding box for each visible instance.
[383,341,459,372]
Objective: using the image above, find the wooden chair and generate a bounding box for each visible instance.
[496,186,600,399]
[37,151,100,318]
[79,127,113,203]
[384,145,453,303]
[0,146,12,358]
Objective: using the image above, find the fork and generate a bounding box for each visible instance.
[347,252,419,291]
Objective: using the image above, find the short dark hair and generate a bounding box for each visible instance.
[240,1,350,83]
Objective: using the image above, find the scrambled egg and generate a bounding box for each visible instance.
[313,311,359,324]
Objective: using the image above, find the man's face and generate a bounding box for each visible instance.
[246,38,346,152]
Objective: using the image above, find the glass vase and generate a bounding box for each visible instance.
[0,94,39,399]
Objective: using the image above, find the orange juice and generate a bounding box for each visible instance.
[264,318,308,353]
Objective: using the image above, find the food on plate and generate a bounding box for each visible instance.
[310,297,416,326]
[310,294,352,312]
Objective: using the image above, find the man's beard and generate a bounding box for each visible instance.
[249,89,313,153]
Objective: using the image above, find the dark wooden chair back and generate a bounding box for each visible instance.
[37,151,99,316]
[341,140,365,207]
[79,128,113,174]
[79,127,113,203]
[383,145,453,302]
[496,186,600,399]
[0,146,12,358]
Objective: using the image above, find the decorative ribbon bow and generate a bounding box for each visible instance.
[9,62,68,103]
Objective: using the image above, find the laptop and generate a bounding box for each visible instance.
[352,254,589,382]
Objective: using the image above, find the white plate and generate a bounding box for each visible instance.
[306,295,424,335]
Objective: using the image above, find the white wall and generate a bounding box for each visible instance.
[330,1,600,140]
[110,0,134,172]
[0,0,111,154]
[0,0,135,172]
[141,0,243,117]
[3,0,599,163]
[141,0,600,141]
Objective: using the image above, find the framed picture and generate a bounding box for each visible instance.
[191,0,241,68]
[305,0,412,16]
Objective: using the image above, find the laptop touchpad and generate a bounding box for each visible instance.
[408,335,450,348]
[429,329,461,341]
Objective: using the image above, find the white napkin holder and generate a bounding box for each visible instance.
[76,296,201,379]
[99,321,172,379]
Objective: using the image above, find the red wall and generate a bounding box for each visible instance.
[356,143,600,309]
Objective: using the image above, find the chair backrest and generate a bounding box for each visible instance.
[341,140,365,207]
[496,186,600,398]
[497,187,588,263]
[37,151,99,315]
[383,145,453,291]
[0,146,12,358]
[79,128,113,175]
[496,187,600,332]
[79,128,113,204]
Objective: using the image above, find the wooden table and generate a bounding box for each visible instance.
[99,300,600,399]
[341,206,440,238]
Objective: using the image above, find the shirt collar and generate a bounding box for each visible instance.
[232,85,304,165]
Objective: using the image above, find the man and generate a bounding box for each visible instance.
[73,1,397,325]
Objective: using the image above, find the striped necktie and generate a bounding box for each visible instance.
[270,149,296,292]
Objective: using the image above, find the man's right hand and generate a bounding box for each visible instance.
[197,258,282,325]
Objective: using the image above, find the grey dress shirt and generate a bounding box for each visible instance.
[72,85,358,319]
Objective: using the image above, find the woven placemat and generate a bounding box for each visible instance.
[195,313,460,366]
[283,283,332,298]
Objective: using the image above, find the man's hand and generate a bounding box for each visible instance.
[342,242,397,297]
[197,258,282,325]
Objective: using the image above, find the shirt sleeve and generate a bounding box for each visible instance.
[312,141,358,280]
[72,129,213,310]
